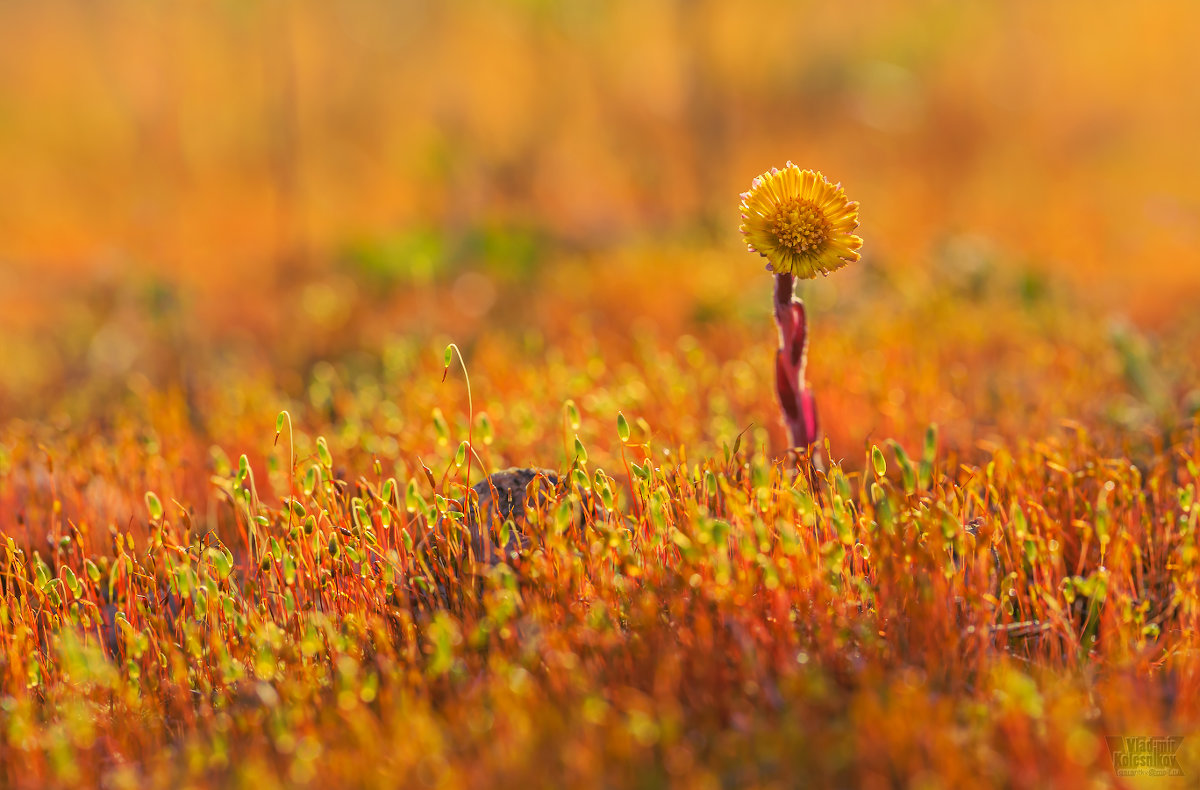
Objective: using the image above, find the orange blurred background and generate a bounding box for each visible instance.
[1,0,1198,415]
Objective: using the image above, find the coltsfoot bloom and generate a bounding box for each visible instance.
[741,162,863,461]
[739,163,862,279]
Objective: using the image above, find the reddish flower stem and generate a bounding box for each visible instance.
[773,273,820,461]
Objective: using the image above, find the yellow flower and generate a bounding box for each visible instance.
[739,163,862,278]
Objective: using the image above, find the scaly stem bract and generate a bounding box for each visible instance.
[773,273,820,461]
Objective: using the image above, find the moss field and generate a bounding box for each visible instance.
[1,250,1199,788]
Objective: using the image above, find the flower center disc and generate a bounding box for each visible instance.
[770,200,830,254]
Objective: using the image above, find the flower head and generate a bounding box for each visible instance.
[739,163,862,278]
